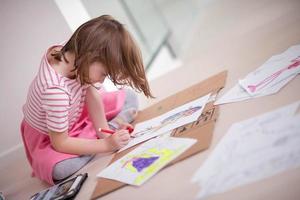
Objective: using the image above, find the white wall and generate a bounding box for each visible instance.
[0,0,179,157]
[0,0,72,155]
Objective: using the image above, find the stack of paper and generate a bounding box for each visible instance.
[215,44,300,105]
[191,101,300,199]
[97,137,196,186]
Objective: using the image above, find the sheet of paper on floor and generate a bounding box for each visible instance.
[239,44,300,95]
[191,101,300,199]
[214,75,296,105]
[118,93,210,152]
[97,137,196,186]
[215,44,300,105]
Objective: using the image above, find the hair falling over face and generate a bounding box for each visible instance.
[51,15,154,98]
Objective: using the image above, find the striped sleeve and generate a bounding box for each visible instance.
[41,87,70,133]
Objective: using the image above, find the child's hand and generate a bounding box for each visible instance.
[112,109,137,132]
[119,123,134,133]
[107,129,130,151]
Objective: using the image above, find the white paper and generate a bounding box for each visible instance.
[191,101,300,199]
[193,100,300,182]
[119,93,210,152]
[214,75,296,105]
[215,45,300,105]
[98,137,196,185]
[239,44,300,95]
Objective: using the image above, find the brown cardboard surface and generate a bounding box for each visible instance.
[91,71,227,199]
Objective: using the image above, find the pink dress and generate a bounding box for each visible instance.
[20,46,126,185]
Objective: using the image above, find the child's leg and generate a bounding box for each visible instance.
[108,88,139,130]
[53,155,93,182]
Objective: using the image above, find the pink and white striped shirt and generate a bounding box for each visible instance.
[23,49,87,134]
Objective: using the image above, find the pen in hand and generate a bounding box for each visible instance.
[98,126,134,134]
[98,128,115,134]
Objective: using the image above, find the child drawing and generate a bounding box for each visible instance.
[20,15,153,184]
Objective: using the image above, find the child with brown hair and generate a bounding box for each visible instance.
[21,15,153,184]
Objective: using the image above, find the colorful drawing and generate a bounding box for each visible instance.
[97,137,197,185]
[122,156,160,172]
[131,106,202,138]
[118,93,210,152]
[161,106,202,124]
[121,148,178,185]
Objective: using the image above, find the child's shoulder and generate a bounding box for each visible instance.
[46,45,62,66]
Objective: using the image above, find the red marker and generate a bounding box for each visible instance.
[98,128,115,134]
[98,127,134,134]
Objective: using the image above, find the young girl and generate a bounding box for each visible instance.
[20,15,153,185]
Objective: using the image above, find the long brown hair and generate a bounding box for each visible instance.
[52,15,153,98]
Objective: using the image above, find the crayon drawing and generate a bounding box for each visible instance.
[131,106,202,138]
[118,93,211,152]
[247,56,300,92]
[97,137,196,185]
[239,44,300,96]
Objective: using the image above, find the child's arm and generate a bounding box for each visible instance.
[85,86,110,137]
[49,129,130,155]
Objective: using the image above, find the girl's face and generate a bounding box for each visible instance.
[88,61,108,84]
